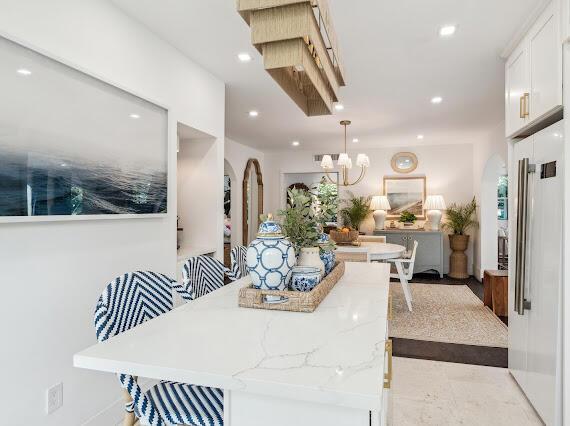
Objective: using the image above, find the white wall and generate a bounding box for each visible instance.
[472,122,508,279]
[224,138,266,247]
[0,1,224,425]
[178,136,224,259]
[264,143,475,274]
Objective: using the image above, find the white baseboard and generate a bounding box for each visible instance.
[81,397,124,426]
[81,378,157,426]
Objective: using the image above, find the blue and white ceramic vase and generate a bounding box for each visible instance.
[319,233,336,276]
[289,266,321,292]
[246,215,296,290]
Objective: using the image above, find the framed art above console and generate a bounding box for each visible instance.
[383,176,426,219]
[0,36,168,222]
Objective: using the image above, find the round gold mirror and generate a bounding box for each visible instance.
[391,152,418,174]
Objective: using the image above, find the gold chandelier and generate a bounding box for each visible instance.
[321,120,370,186]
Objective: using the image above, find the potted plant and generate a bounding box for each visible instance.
[279,189,325,275]
[398,211,417,227]
[339,192,372,233]
[313,177,338,233]
[443,197,478,279]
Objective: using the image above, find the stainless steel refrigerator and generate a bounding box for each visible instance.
[509,120,564,425]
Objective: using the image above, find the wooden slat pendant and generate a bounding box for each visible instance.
[237,0,346,117]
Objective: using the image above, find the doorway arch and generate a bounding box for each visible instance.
[479,153,507,277]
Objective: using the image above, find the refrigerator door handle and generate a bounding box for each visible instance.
[514,158,534,315]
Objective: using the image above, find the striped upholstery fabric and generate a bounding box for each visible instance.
[95,271,223,426]
[143,381,223,426]
[228,245,248,281]
[182,256,228,299]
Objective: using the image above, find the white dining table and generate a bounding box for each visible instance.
[74,262,392,426]
[335,242,406,262]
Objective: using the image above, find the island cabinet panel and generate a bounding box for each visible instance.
[227,391,387,426]
[374,230,444,278]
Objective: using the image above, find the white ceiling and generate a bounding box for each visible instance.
[113,0,542,152]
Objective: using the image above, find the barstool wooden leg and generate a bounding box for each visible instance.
[122,388,137,426]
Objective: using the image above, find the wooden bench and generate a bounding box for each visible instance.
[483,270,508,317]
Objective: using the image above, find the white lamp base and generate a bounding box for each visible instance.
[373,210,387,231]
[426,209,442,231]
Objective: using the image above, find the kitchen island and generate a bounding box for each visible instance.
[74,262,392,426]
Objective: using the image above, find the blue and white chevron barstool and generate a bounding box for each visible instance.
[228,245,248,281]
[182,256,229,300]
[94,271,223,426]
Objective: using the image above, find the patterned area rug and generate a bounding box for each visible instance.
[389,283,508,348]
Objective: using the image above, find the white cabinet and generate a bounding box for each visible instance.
[505,1,562,138]
[505,45,529,136]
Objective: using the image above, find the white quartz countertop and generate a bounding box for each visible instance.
[74,262,390,411]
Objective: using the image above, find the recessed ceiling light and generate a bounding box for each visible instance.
[417,134,424,140]
[238,53,252,62]
[129,113,140,119]
[334,103,344,111]
[439,25,456,37]
[291,141,300,147]
[248,110,259,117]
[17,68,32,76]
[352,138,359,143]
[431,96,443,104]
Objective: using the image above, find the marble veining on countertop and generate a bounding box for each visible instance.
[74,262,390,411]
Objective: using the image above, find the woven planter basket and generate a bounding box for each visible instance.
[329,229,359,244]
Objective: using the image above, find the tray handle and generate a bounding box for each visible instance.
[259,292,290,305]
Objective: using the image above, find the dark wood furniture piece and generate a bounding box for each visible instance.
[483,270,509,317]
[224,243,231,268]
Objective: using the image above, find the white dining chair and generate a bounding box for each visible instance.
[387,240,418,312]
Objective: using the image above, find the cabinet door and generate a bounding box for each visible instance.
[505,43,529,137]
[528,2,562,122]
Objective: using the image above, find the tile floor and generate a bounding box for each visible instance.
[391,357,543,426]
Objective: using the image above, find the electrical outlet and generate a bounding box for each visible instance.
[46,382,63,414]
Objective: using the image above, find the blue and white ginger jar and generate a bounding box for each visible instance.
[319,233,336,276]
[246,215,296,290]
[290,266,321,292]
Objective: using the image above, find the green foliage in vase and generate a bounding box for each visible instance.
[443,197,478,235]
[339,192,372,231]
[312,177,339,225]
[278,189,321,254]
[398,211,417,223]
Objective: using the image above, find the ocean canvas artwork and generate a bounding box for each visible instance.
[384,176,426,219]
[0,36,167,220]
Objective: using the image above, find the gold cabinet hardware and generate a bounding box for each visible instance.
[519,95,525,119]
[383,339,393,389]
[524,92,530,117]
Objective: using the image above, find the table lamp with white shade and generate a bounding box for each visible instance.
[370,195,391,231]
[424,195,446,231]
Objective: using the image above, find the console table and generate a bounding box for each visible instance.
[373,229,444,277]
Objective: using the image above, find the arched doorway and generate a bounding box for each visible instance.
[479,154,507,276]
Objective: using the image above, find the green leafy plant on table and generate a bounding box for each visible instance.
[339,192,372,231]
[398,211,417,223]
[278,188,321,255]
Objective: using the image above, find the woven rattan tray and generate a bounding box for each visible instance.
[238,261,345,313]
